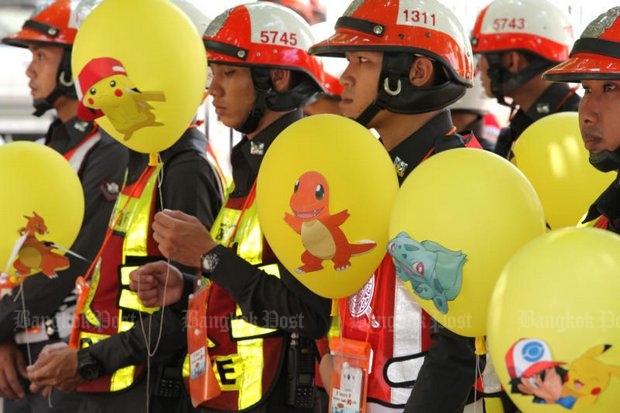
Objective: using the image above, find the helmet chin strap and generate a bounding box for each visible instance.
[354,104,382,127]
[589,149,620,173]
[354,52,466,126]
[235,67,322,134]
[484,53,556,107]
[235,68,270,135]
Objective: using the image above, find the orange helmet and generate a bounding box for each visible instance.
[544,7,620,82]
[544,7,620,172]
[2,0,80,115]
[309,0,473,121]
[2,0,78,49]
[471,0,573,63]
[310,0,472,86]
[204,2,326,133]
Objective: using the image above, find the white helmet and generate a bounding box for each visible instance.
[471,0,574,62]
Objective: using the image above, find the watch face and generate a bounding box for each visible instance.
[202,250,220,273]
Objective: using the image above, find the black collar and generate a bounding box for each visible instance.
[230,110,304,197]
[387,110,461,184]
[583,173,620,233]
[45,117,95,154]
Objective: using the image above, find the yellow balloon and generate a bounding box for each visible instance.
[256,114,399,298]
[0,142,84,282]
[388,148,546,337]
[72,0,207,154]
[487,227,620,412]
[512,112,614,229]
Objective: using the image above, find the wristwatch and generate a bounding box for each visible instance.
[200,247,220,275]
[77,348,102,381]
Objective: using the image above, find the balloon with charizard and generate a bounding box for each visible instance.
[0,212,69,288]
[76,57,166,141]
[284,171,376,273]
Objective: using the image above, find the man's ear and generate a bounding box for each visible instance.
[502,51,527,74]
[270,69,292,92]
[409,57,434,87]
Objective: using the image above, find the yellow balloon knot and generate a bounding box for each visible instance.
[148,153,160,166]
[331,299,339,317]
[475,336,487,355]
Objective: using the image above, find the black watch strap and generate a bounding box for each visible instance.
[77,348,102,381]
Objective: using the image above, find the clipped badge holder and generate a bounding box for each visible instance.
[187,283,221,406]
[328,337,372,413]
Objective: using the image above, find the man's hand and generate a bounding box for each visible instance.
[129,261,184,307]
[0,340,27,399]
[152,209,216,267]
[27,342,83,395]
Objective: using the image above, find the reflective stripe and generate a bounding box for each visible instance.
[79,330,135,391]
[62,130,101,173]
[183,192,281,409]
[230,264,279,340]
[211,187,263,265]
[75,164,162,392]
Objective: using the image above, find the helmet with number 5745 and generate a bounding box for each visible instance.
[204,2,327,134]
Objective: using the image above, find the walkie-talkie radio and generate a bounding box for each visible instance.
[286,333,316,408]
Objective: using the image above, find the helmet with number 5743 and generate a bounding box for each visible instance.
[470,0,573,63]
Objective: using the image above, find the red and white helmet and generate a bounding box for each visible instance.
[2,0,79,48]
[544,7,620,82]
[309,0,472,120]
[2,0,81,115]
[203,2,325,93]
[471,0,573,63]
[310,0,473,87]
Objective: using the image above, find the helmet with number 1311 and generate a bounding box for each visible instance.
[309,0,474,125]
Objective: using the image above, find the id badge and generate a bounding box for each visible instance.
[187,284,221,406]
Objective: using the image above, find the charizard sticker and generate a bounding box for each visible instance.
[284,171,376,273]
[77,57,165,141]
[387,231,465,314]
[0,212,69,288]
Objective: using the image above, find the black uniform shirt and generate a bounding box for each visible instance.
[495,82,581,159]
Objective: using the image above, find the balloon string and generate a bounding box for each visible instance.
[138,153,168,413]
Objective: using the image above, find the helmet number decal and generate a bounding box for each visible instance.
[397,0,440,28]
[259,30,298,47]
[492,18,526,31]
[401,9,436,26]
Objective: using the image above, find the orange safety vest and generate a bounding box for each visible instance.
[340,132,482,406]
[73,163,162,393]
[340,255,431,406]
[184,184,285,411]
